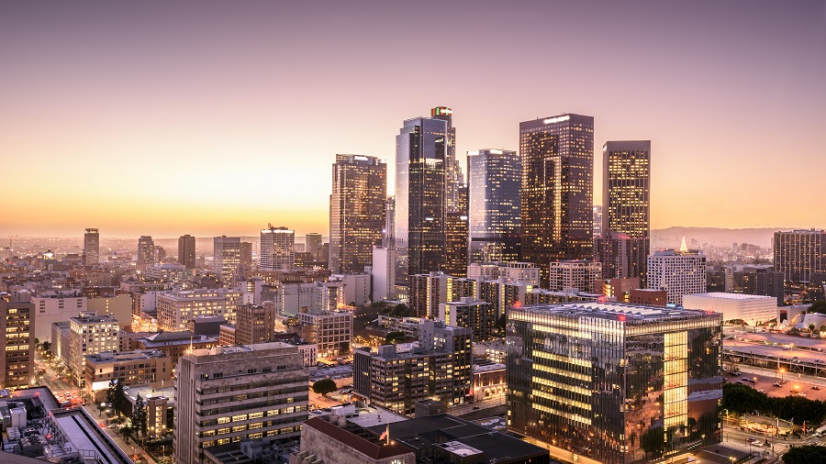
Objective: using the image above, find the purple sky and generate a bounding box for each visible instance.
[1,1,825,238]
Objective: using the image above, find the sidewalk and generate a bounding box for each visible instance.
[81,404,157,464]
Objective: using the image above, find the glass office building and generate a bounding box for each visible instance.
[468,149,521,264]
[506,302,722,464]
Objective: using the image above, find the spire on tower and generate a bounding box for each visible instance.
[679,236,688,253]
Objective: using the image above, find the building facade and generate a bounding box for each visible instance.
[647,248,707,306]
[157,288,248,332]
[438,297,495,342]
[174,343,309,464]
[84,349,172,400]
[0,301,35,390]
[547,260,602,293]
[214,236,242,286]
[682,293,777,326]
[235,304,275,345]
[179,234,197,269]
[329,154,387,274]
[520,113,594,287]
[296,310,353,359]
[137,236,155,273]
[506,302,723,464]
[84,228,100,266]
[68,312,120,386]
[467,149,521,264]
[261,226,295,271]
[773,229,826,284]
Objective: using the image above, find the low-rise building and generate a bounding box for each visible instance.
[68,312,120,386]
[683,292,778,326]
[438,297,495,342]
[296,309,352,359]
[84,349,172,401]
[131,331,218,366]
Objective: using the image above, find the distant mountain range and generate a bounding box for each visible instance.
[651,227,808,249]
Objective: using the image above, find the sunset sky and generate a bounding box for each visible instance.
[1,1,825,239]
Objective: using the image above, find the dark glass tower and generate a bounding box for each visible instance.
[395,115,449,285]
[598,141,651,283]
[519,114,594,287]
[468,149,521,264]
[178,234,196,269]
[329,154,387,274]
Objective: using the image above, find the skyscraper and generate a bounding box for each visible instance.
[468,149,521,264]
[395,112,450,285]
[137,235,155,273]
[0,301,35,390]
[178,234,196,269]
[83,228,99,265]
[328,154,387,274]
[773,229,826,283]
[260,226,295,271]
[520,113,594,287]
[431,106,461,213]
[213,236,242,285]
[597,140,651,283]
[305,233,322,260]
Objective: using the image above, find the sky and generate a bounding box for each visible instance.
[1,1,825,239]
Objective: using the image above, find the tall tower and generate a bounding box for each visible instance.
[0,301,35,390]
[773,229,826,284]
[598,140,651,282]
[213,236,242,285]
[329,154,387,274]
[468,149,521,264]
[137,236,155,273]
[519,113,594,287]
[395,112,449,285]
[305,233,323,260]
[260,226,295,271]
[83,228,99,265]
[178,234,196,269]
[431,106,460,213]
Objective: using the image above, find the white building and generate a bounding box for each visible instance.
[68,312,120,386]
[333,274,371,307]
[466,262,540,285]
[31,294,87,342]
[647,247,707,306]
[682,293,777,326]
[370,244,395,301]
[213,236,242,286]
[547,261,602,293]
[157,288,250,331]
[144,263,191,282]
[260,226,295,271]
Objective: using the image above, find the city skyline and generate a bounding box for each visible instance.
[2,1,825,238]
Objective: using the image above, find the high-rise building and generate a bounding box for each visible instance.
[439,297,495,342]
[214,236,242,286]
[296,310,353,359]
[68,312,119,386]
[468,149,521,264]
[83,228,99,265]
[444,211,469,277]
[178,234,196,269]
[598,141,651,283]
[431,106,460,214]
[647,241,707,306]
[592,206,603,237]
[137,235,155,273]
[154,245,167,263]
[773,229,826,283]
[395,111,450,286]
[506,302,722,464]
[157,288,247,331]
[0,301,35,390]
[260,226,295,271]
[174,343,309,464]
[520,114,594,287]
[329,154,387,274]
[305,233,323,260]
[547,260,602,293]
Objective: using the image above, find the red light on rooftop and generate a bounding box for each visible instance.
[512,301,522,309]
[618,315,626,322]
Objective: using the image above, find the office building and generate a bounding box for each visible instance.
[84,349,172,401]
[506,302,722,464]
[468,149,521,263]
[68,312,120,386]
[235,304,276,345]
[438,297,495,342]
[329,154,387,274]
[296,309,352,359]
[137,235,155,273]
[306,233,323,260]
[728,265,785,305]
[593,206,603,237]
[432,106,461,214]
[596,277,641,302]
[443,211,468,277]
[599,140,651,283]
[629,288,668,307]
[293,417,415,464]
[84,228,100,265]
[0,301,35,390]
[214,236,243,286]
[240,241,253,269]
[394,111,450,286]
[520,114,594,287]
[157,288,248,331]
[547,260,602,293]
[467,261,541,285]
[682,293,777,326]
[408,272,475,319]
[131,331,217,366]
[174,343,309,464]
[773,229,826,283]
[260,226,295,271]
[178,234,197,269]
[353,321,471,415]
[647,242,707,306]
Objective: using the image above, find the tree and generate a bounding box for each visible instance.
[495,314,507,334]
[42,341,51,353]
[133,394,147,441]
[809,301,826,314]
[810,324,817,333]
[339,341,350,354]
[783,445,826,464]
[385,331,405,344]
[312,379,338,396]
[113,380,125,415]
[106,379,117,409]
[119,425,133,443]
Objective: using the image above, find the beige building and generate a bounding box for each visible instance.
[68,312,119,386]
[0,301,35,390]
[297,310,352,359]
[131,331,218,367]
[87,293,133,330]
[291,417,415,464]
[174,343,309,464]
[157,288,249,331]
[84,349,172,401]
[235,304,275,345]
[547,260,602,293]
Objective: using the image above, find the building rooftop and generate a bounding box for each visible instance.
[303,417,414,460]
[517,302,717,323]
[684,292,775,301]
[308,403,407,429]
[86,349,168,365]
[69,313,117,324]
